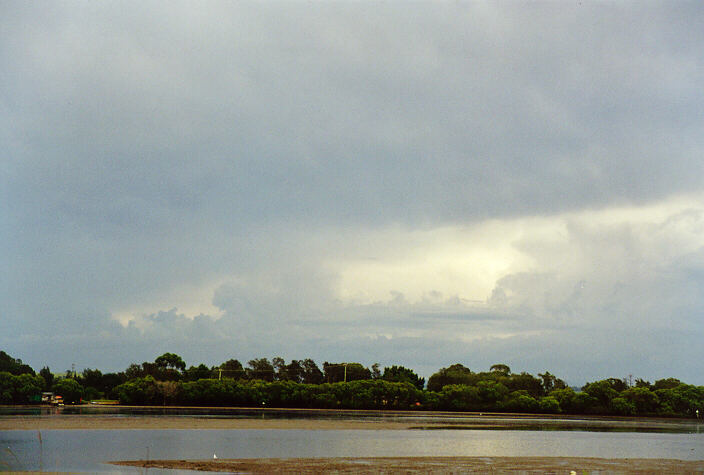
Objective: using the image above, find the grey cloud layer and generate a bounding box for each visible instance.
[4,3,702,226]
[2,2,704,383]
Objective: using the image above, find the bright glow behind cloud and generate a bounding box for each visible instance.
[332,193,704,309]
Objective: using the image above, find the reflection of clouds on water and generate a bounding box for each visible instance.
[1,424,702,472]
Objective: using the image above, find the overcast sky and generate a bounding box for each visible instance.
[2,2,704,385]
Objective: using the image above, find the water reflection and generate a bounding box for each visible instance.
[1,428,703,473]
[1,406,701,434]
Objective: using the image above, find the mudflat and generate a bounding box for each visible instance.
[0,415,413,430]
[111,456,704,473]
[2,406,699,431]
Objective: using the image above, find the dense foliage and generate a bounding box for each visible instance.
[2,351,702,418]
[0,351,35,376]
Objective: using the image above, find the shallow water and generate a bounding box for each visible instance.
[2,428,703,473]
[2,406,701,433]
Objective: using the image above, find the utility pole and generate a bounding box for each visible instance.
[343,363,348,383]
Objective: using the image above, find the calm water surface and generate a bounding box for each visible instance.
[2,409,703,473]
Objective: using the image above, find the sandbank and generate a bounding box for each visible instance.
[0,415,413,431]
[1,407,699,431]
[111,456,704,473]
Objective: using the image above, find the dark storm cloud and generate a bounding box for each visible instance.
[2,2,704,383]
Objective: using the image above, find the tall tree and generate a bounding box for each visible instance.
[183,364,212,381]
[125,363,144,380]
[154,353,186,372]
[283,360,305,383]
[301,359,324,384]
[247,358,275,381]
[272,357,286,380]
[80,368,104,394]
[490,364,511,375]
[323,362,371,383]
[382,365,425,390]
[39,366,54,390]
[52,378,84,404]
[219,359,246,379]
[427,364,474,392]
[219,359,245,379]
[538,371,566,394]
[0,351,35,376]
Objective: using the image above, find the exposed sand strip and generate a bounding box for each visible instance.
[0,415,414,430]
[2,408,699,431]
[111,456,704,473]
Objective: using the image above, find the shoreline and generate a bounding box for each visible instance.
[0,415,415,431]
[1,407,700,431]
[111,456,704,473]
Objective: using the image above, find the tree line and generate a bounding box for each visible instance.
[1,350,702,418]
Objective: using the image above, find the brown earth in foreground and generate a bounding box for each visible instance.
[111,456,704,473]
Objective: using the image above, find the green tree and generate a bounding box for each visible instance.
[382,365,425,390]
[538,396,561,413]
[611,397,636,415]
[15,373,44,403]
[272,357,286,380]
[112,376,160,405]
[476,380,509,408]
[183,364,212,381]
[0,351,35,375]
[156,380,182,405]
[504,372,543,398]
[438,384,481,411]
[0,372,15,404]
[125,363,145,380]
[653,378,681,391]
[323,362,371,383]
[247,358,275,381]
[79,368,105,399]
[301,359,324,384]
[503,390,539,413]
[571,391,599,413]
[52,378,84,404]
[101,372,127,394]
[605,377,628,392]
[490,364,511,375]
[155,353,186,373]
[538,371,566,394]
[81,368,103,389]
[427,364,474,392]
[582,380,619,412]
[621,387,659,415]
[655,384,704,417]
[39,366,54,390]
[220,359,246,379]
[549,388,577,413]
[282,360,305,383]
